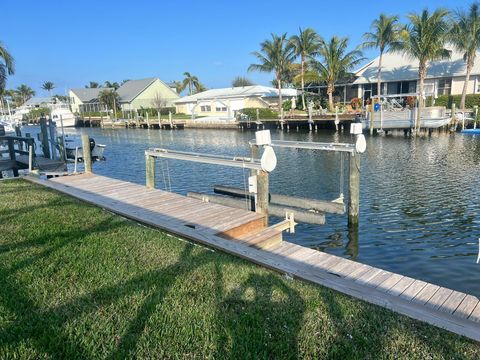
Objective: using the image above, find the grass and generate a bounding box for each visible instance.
[0,179,479,359]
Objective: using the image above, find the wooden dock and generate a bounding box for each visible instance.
[26,173,480,341]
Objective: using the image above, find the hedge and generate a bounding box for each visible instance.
[434,94,480,108]
[238,108,279,119]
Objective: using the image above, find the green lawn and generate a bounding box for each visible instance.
[0,179,479,359]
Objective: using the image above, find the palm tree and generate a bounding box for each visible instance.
[85,81,100,88]
[249,33,296,120]
[182,72,201,95]
[312,36,364,111]
[98,89,120,118]
[394,8,450,132]
[0,41,14,93]
[41,81,55,96]
[450,2,480,109]
[170,80,183,94]
[232,76,254,87]
[104,81,120,90]
[289,28,322,109]
[363,14,401,98]
[16,84,35,104]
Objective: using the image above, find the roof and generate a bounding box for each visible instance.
[175,85,298,103]
[354,46,480,84]
[69,88,112,103]
[116,78,157,103]
[24,97,53,106]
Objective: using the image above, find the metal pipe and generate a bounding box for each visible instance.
[145,148,264,171]
[249,139,355,153]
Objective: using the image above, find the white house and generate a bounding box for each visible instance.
[174,85,298,117]
[352,46,480,100]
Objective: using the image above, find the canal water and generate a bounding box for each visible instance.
[57,127,480,296]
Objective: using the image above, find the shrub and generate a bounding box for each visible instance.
[350,98,361,110]
[435,94,480,109]
[238,108,279,119]
[406,96,416,107]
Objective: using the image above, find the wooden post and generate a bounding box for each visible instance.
[39,117,51,159]
[256,170,269,226]
[81,135,92,173]
[48,120,58,160]
[146,154,155,189]
[348,152,360,228]
[7,138,18,177]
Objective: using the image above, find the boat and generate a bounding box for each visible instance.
[362,106,452,130]
[51,103,77,127]
[0,119,15,135]
[11,97,77,127]
[64,135,106,162]
[461,128,480,134]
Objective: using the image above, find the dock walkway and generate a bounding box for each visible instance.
[27,173,480,341]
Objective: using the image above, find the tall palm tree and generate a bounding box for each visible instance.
[104,81,120,90]
[182,72,201,95]
[16,84,35,104]
[249,33,295,120]
[85,81,100,88]
[289,28,321,109]
[41,81,55,96]
[363,14,401,98]
[312,36,364,112]
[0,41,14,93]
[450,2,480,109]
[394,8,450,132]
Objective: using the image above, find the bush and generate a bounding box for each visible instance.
[137,107,176,117]
[350,98,361,110]
[435,94,480,109]
[27,108,50,120]
[238,108,279,120]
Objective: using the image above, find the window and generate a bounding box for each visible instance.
[200,105,211,112]
[215,107,227,112]
[438,78,452,95]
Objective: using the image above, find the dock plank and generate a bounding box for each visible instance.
[25,174,480,342]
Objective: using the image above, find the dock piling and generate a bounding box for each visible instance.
[81,135,92,173]
[348,152,360,228]
[256,170,269,226]
[146,154,155,189]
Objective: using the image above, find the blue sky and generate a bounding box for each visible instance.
[1,0,471,96]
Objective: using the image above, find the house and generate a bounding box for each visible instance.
[68,88,111,113]
[116,78,180,112]
[68,77,180,114]
[174,85,298,117]
[351,46,480,101]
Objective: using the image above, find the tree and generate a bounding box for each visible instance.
[151,92,166,120]
[193,82,206,94]
[248,33,296,120]
[170,81,182,94]
[450,2,480,109]
[104,81,120,90]
[394,8,450,132]
[232,76,254,87]
[363,14,401,98]
[85,81,100,88]
[41,81,55,96]
[0,41,14,93]
[182,72,202,95]
[289,28,322,109]
[16,84,35,104]
[312,36,364,111]
[98,89,120,117]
